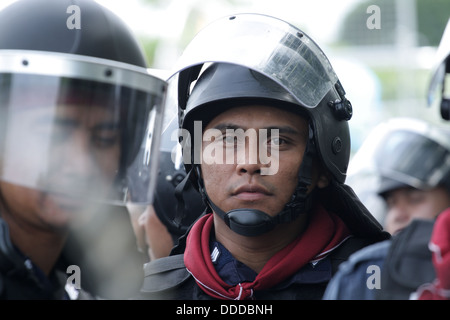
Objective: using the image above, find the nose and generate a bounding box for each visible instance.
[60,130,96,177]
[386,201,411,234]
[234,140,265,176]
[389,206,410,224]
[236,162,262,175]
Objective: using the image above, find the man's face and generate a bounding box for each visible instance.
[46,103,121,196]
[201,104,309,217]
[384,186,450,235]
[0,102,121,229]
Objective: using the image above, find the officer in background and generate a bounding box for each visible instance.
[0,0,166,299]
[323,118,450,299]
[415,18,450,300]
[324,19,450,300]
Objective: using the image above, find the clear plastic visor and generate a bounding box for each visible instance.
[170,13,339,108]
[428,18,450,106]
[0,60,166,206]
[374,131,450,190]
[428,61,447,107]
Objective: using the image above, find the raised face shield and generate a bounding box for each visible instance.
[172,13,351,185]
[172,13,339,110]
[0,50,166,206]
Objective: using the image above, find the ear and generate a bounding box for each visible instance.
[316,173,330,189]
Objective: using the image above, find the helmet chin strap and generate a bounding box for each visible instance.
[192,124,317,237]
[204,189,315,237]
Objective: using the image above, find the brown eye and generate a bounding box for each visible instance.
[92,124,120,148]
[223,134,236,145]
[269,137,288,147]
[270,137,281,146]
[407,190,426,205]
[93,133,119,148]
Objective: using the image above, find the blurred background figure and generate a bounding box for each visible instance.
[414,17,450,300]
[324,18,450,298]
[347,117,450,234]
[324,117,450,299]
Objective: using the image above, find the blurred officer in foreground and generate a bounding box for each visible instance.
[138,13,388,300]
[0,0,166,299]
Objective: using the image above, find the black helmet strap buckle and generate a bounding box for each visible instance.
[173,164,210,229]
[328,81,353,121]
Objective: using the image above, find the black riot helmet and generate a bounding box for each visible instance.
[347,118,450,227]
[170,13,386,239]
[372,118,450,196]
[0,0,166,205]
[0,0,147,66]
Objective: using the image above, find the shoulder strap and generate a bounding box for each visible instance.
[141,254,190,294]
[328,236,376,274]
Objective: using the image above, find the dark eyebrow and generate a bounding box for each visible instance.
[210,124,241,132]
[265,126,300,135]
[52,117,120,131]
[211,123,307,138]
[92,122,120,132]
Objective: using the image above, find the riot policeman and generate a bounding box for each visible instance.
[0,0,166,299]
[139,13,388,300]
